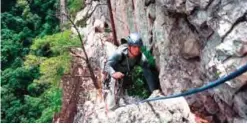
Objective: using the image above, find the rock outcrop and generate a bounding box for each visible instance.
[70,0,247,122]
[74,97,195,123]
[69,16,195,122]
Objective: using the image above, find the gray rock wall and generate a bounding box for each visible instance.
[74,0,247,122]
[74,97,195,123]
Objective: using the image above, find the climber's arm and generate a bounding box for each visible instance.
[105,51,124,79]
[139,54,159,92]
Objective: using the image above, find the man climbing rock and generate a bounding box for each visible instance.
[104,32,161,110]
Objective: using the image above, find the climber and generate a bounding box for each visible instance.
[103,32,161,110]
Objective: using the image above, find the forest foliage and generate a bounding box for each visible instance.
[1,0,81,122]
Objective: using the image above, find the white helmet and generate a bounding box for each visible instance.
[126,33,143,47]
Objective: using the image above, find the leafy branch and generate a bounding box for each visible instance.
[60,12,99,89]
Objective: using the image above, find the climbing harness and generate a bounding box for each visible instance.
[139,63,247,103]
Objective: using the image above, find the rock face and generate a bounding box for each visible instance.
[72,0,247,122]
[69,16,195,122]
[74,97,195,123]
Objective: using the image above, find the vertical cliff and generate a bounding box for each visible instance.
[61,0,247,122]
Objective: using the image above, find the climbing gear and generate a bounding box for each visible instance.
[126,33,143,47]
[102,42,144,110]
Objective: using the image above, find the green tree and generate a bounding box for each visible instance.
[1,0,60,122]
[24,30,81,122]
[67,0,85,16]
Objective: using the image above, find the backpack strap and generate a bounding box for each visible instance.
[117,44,128,64]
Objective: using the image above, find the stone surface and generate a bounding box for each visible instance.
[71,15,196,123]
[207,0,247,37]
[216,22,247,57]
[181,38,200,59]
[72,0,247,122]
[74,97,195,123]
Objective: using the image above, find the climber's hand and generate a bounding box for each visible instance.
[112,72,124,79]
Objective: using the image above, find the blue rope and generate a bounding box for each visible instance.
[139,63,247,103]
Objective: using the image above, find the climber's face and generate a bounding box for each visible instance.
[128,45,141,58]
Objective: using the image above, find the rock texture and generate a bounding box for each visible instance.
[69,16,195,122]
[74,97,195,123]
[72,0,247,122]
